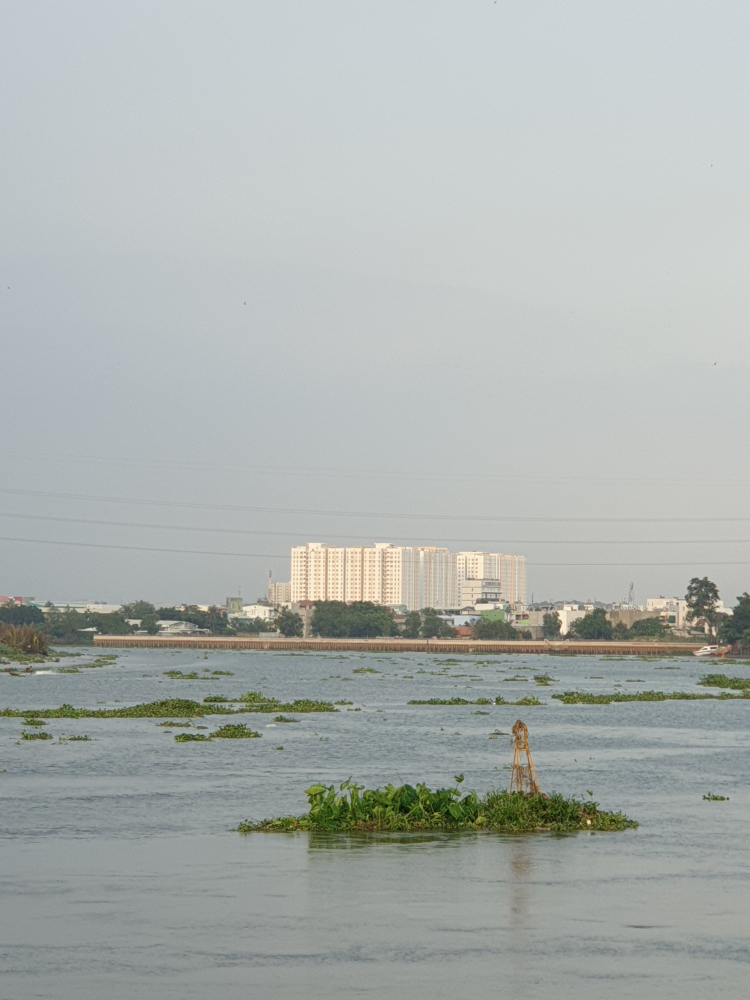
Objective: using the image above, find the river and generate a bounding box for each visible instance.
[1,648,748,998]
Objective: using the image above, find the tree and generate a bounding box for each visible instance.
[612,621,630,640]
[40,608,132,643]
[569,608,612,640]
[542,612,561,638]
[156,605,235,635]
[719,592,750,645]
[685,577,722,640]
[402,611,422,638]
[120,600,157,619]
[311,601,398,638]
[420,608,457,638]
[140,613,160,634]
[0,603,45,626]
[629,617,666,638]
[473,618,518,640]
[234,617,275,635]
[275,609,303,637]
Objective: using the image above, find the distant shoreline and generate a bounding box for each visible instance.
[93,635,702,655]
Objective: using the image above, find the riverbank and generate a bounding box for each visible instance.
[93,634,701,655]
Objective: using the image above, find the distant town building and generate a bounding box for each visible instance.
[36,601,124,615]
[230,603,277,622]
[555,604,594,636]
[226,596,244,614]
[456,553,526,605]
[644,596,732,632]
[460,578,503,606]
[156,620,209,635]
[290,543,525,610]
[268,580,291,605]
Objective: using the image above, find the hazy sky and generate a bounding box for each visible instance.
[2,1,750,608]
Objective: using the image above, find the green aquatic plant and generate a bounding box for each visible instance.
[210,723,261,739]
[1,693,337,719]
[552,690,747,704]
[352,667,380,674]
[699,674,750,691]
[534,673,556,686]
[174,732,210,742]
[273,715,299,723]
[203,695,229,702]
[66,734,92,741]
[238,779,637,834]
[156,720,192,727]
[703,792,728,801]
[22,717,46,727]
[494,695,542,706]
[21,729,53,740]
[408,697,474,705]
[334,700,353,705]
[82,656,118,669]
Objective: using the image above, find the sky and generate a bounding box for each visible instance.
[1,0,750,608]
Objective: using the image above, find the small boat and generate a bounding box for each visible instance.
[693,645,731,658]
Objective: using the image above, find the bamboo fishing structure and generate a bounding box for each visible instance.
[509,719,541,795]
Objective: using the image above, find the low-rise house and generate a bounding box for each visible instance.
[157,620,210,635]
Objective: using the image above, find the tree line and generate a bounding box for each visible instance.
[4,576,750,646]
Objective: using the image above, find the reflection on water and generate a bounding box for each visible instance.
[1,647,749,999]
[308,830,470,850]
[509,837,532,991]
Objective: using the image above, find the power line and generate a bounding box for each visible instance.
[4,451,750,486]
[1,486,748,523]
[1,534,750,567]
[0,536,284,559]
[0,510,748,544]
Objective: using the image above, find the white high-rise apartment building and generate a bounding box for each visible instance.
[267,580,292,605]
[290,543,525,609]
[456,552,526,605]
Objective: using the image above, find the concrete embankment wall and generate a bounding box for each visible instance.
[93,635,700,655]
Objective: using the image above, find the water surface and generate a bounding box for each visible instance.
[1,649,748,998]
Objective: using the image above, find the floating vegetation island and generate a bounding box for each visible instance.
[552,689,750,704]
[699,674,750,692]
[175,723,261,741]
[407,695,542,706]
[238,779,637,834]
[0,691,336,719]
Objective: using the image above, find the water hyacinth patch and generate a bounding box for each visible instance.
[209,724,261,739]
[21,730,53,740]
[699,674,750,692]
[552,690,749,704]
[238,778,637,834]
[0,693,337,719]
